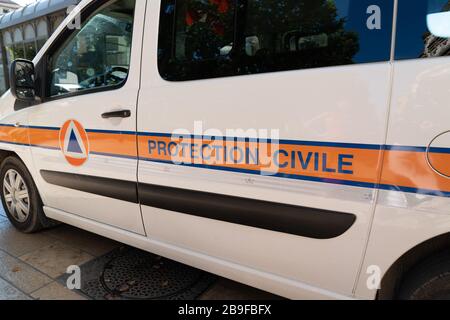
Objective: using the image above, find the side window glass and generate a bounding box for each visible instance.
[158,0,394,81]
[396,0,450,60]
[48,0,136,97]
[175,0,235,61]
[242,0,393,72]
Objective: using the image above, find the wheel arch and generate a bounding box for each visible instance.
[378,231,450,299]
[0,148,45,204]
[0,149,21,166]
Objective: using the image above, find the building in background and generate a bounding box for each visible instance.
[0,0,20,15]
[0,0,80,95]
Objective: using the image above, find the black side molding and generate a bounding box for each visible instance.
[40,170,356,239]
[40,170,138,203]
[139,184,356,239]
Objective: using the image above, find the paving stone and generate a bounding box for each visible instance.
[0,205,6,218]
[0,250,52,293]
[0,277,31,300]
[19,241,94,278]
[31,281,87,300]
[44,225,119,257]
[0,221,57,256]
[200,279,282,300]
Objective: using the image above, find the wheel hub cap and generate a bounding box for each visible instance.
[3,169,30,223]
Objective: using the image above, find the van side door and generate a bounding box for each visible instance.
[138,0,394,298]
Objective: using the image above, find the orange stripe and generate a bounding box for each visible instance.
[0,126,29,145]
[381,150,450,193]
[428,152,450,178]
[87,132,137,157]
[28,128,60,149]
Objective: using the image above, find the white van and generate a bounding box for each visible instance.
[0,0,450,300]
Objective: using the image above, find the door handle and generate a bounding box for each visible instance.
[101,110,131,119]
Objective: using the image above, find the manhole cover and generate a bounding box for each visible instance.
[59,246,216,300]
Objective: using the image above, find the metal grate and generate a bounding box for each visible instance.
[59,246,216,300]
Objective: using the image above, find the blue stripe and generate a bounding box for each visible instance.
[141,157,450,198]
[30,144,59,151]
[0,140,60,151]
[86,129,136,135]
[137,132,450,153]
[384,145,427,152]
[26,125,60,131]
[140,157,377,189]
[0,140,30,147]
[138,132,383,149]
[0,123,61,131]
[280,140,381,150]
[90,151,137,160]
[384,145,450,154]
[378,184,450,198]
[428,147,450,154]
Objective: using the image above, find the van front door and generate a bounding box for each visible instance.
[27,0,145,234]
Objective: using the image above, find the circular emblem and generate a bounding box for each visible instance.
[59,120,90,167]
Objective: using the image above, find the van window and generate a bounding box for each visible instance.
[48,0,136,97]
[396,0,450,60]
[174,0,236,62]
[158,0,394,81]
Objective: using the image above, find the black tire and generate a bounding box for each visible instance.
[0,156,54,233]
[398,251,450,300]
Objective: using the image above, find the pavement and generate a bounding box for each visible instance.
[0,207,280,300]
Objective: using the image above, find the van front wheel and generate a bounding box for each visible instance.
[0,156,53,233]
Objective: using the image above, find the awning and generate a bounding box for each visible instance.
[0,0,81,30]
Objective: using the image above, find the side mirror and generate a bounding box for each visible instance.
[10,59,37,102]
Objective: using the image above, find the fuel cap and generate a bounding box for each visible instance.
[427,131,450,178]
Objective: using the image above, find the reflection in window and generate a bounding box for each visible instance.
[0,49,5,95]
[0,20,51,95]
[159,0,393,81]
[24,42,37,60]
[48,0,135,97]
[6,44,25,64]
[174,0,235,61]
[396,0,450,59]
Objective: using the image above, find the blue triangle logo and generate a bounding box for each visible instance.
[67,130,83,154]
